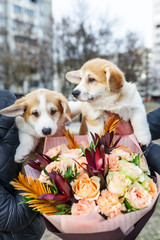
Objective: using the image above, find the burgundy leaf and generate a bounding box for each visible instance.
[98,173,106,190]
[35,153,50,166]
[85,149,96,169]
[54,194,70,202]
[100,135,106,146]
[90,132,96,144]
[49,172,57,183]
[104,156,109,177]
[38,193,55,200]
[104,132,111,147]
[72,158,87,172]
[94,133,101,148]
[109,131,114,145]
[92,169,102,175]
[56,173,72,197]
[51,198,70,206]
[28,160,42,171]
[87,164,95,177]
[112,136,121,148]
[100,145,105,169]
[95,148,103,171]
[42,154,53,162]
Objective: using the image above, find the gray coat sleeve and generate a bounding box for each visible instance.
[147,107,160,140]
[142,107,160,174]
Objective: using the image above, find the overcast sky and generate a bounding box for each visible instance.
[52,0,153,48]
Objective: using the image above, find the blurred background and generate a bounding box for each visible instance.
[0,0,160,103]
[0,0,160,239]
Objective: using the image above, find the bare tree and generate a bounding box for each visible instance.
[54,1,114,97]
[115,32,144,83]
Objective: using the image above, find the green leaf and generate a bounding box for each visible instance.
[81,147,85,156]
[52,156,59,162]
[63,164,80,183]
[131,153,141,165]
[124,199,132,209]
[56,204,70,210]
[52,180,58,194]
[54,211,63,215]
[124,199,136,212]
[55,204,71,215]
[43,168,49,176]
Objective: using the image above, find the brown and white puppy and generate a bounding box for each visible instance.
[0,89,71,163]
[66,58,151,146]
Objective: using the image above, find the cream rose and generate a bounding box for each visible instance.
[71,173,100,200]
[106,172,132,197]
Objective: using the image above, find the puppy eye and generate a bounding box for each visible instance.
[88,77,95,83]
[32,111,39,117]
[50,109,57,116]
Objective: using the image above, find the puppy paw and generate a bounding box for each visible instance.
[136,133,151,146]
[15,150,28,163]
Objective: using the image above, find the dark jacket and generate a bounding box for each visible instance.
[0,90,45,240]
[143,107,160,174]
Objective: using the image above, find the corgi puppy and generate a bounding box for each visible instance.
[0,89,71,163]
[66,58,151,146]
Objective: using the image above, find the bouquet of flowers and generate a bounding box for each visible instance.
[11,118,160,240]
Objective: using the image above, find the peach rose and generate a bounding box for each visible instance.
[76,157,87,177]
[39,161,67,184]
[97,190,122,218]
[125,181,152,209]
[105,154,119,172]
[71,199,100,215]
[142,179,158,199]
[45,145,61,158]
[61,149,83,160]
[59,149,83,167]
[71,173,100,200]
[46,144,69,159]
[111,148,132,161]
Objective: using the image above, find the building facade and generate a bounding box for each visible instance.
[0,0,53,94]
[153,0,160,84]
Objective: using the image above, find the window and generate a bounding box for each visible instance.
[13,4,23,14]
[30,80,39,88]
[14,35,37,46]
[30,0,38,3]
[15,36,26,44]
[0,18,5,28]
[39,2,45,12]
[26,9,35,17]
[0,3,4,13]
[0,35,5,44]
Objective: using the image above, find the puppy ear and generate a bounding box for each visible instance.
[105,67,124,93]
[58,94,71,122]
[66,69,81,84]
[0,98,26,117]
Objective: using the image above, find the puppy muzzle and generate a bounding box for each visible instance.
[72,90,81,99]
[42,128,52,135]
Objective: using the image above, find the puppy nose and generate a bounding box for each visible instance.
[72,90,80,98]
[42,128,51,135]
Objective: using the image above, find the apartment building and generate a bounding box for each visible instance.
[0,0,53,94]
[153,0,160,84]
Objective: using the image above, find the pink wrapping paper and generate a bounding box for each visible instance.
[24,134,160,235]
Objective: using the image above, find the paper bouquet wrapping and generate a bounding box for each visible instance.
[23,130,160,240]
